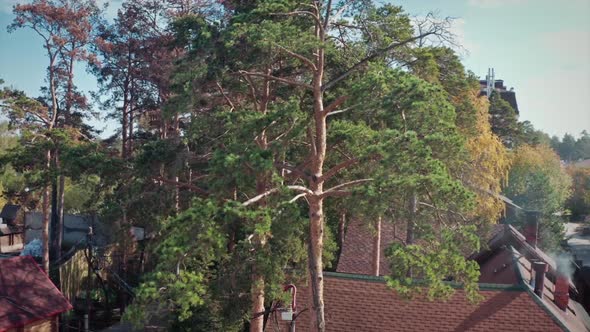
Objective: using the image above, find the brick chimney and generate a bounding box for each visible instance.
[524,211,540,247]
[532,261,548,297]
[554,272,570,311]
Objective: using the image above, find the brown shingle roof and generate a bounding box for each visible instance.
[0,256,72,332]
[334,221,590,331]
[336,219,400,275]
[337,219,503,276]
[289,273,564,332]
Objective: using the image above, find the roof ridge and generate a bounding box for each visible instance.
[323,271,526,291]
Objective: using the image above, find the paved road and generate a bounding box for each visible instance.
[565,223,590,267]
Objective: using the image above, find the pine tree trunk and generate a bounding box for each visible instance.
[337,212,346,258]
[50,175,59,261]
[42,150,51,272]
[128,105,133,156]
[122,101,128,159]
[250,158,267,332]
[308,24,327,327]
[249,73,272,332]
[250,272,265,332]
[57,173,65,258]
[406,193,417,278]
[372,216,382,276]
[308,196,325,331]
[406,193,417,245]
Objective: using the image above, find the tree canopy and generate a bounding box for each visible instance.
[0,1,577,331]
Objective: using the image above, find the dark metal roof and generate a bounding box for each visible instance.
[0,205,20,222]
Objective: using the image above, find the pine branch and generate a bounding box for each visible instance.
[243,185,313,206]
[321,178,373,198]
[239,71,312,90]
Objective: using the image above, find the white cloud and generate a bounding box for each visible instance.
[467,0,528,8]
[449,18,480,57]
[518,29,590,136]
[519,68,590,137]
[539,30,590,71]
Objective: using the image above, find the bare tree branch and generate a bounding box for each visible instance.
[323,95,348,115]
[319,157,360,182]
[275,44,316,70]
[154,176,209,196]
[323,0,333,32]
[239,72,260,112]
[274,162,310,180]
[418,201,468,222]
[321,178,373,198]
[271,11,323,31]
[322,33,434,91]
[243,185,313,206]
[326,104,359,117]
[239,70,313,90]
[271,117,298,142]
[289,193,308,203]
[215,81,235,111]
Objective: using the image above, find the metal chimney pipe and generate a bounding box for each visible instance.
[533,261,548,297]
[524,211,540,247]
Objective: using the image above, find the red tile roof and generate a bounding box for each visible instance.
[288,273,565,332]
[0,256,72,332]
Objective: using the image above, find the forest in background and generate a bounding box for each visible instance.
[0,0,589,331]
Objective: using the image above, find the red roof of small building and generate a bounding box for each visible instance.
[0,256,72,332]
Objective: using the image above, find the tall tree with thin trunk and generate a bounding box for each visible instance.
[9,0,100,273]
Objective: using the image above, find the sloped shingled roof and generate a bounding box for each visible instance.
[0,256,72,332]
[289,273,564,332]
[332,221,590,331]
[337,219,504,276]
[336,219,399,275]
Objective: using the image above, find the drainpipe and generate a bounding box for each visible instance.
[524,211,540,247]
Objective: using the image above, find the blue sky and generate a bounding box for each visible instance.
[1,0,589,137]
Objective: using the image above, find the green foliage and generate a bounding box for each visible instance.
[488,91,520,148]
[504,145,572,249]
[565,166,590,220]
[551,131,590,162]
[0,122,25,206]
[386,225,482,302]
[125,199,226,324]
[505,145,571,214]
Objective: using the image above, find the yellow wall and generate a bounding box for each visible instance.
[6,317,56,332]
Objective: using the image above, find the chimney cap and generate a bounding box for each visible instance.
[532,261,548,273]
